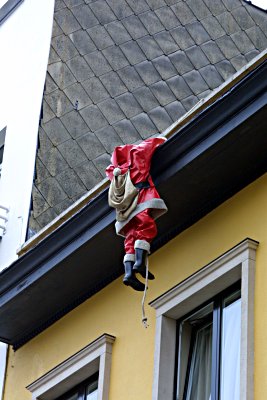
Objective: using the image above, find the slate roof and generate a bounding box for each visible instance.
[29,0,267,233]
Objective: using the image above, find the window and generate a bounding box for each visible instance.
[56,373,99,400]
[176,285,241,400]
[27,334,115,400]
[150,239,258,400]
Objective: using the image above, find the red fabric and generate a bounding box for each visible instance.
[106,137,165,207]
[124,209,157,254]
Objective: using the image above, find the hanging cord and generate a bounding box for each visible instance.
[141,258,149,328]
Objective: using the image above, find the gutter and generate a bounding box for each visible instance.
[16,49,267,258]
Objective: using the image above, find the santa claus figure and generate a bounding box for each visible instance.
[106,137,167,291]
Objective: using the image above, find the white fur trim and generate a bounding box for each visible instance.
[113,167,122,176]
[115,198,168,237]
[134,240,150,252]
[123,253,135,262]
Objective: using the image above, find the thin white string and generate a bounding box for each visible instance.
[141,258,149,328]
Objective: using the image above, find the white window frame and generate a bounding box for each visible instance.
[150,238,258,400]
[26,334,115,400]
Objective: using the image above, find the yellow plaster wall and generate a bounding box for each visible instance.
[3,173,267,400]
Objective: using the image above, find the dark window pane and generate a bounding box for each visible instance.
[86,379,98,400]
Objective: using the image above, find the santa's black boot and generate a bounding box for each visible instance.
[133,241,155,280]
[123,260,145,291]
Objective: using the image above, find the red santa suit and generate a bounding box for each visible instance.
[106,137,167,261]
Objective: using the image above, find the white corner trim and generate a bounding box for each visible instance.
[150,238,258,400]
[27,334,115,400]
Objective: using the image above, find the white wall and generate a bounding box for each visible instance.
[0,0,55,271]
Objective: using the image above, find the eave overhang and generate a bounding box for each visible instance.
[0,56,267,349]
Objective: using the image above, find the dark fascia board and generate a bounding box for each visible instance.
[0,0,24,26]
[0,58,266,348]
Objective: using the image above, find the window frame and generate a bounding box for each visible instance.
[150,238,258,400]
[56,372,99,400]
[27,334,115,400]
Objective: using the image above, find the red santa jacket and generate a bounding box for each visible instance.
[106,137,167,236]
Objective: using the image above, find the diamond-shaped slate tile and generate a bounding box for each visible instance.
[32,186,50,219]
[52,35,79,62]
[182,95,199,111]
[49,47,61,64]
[38,147,68,177]
[137,36,163,60]
[64,0,84,7]
[232,6,255,30]
[201,16,225,40]
[203,0,226,16]
[77,132,105,160]
[42,101,56,123]
[54,8,81,35]
[215,59,236,80]
[216,35,240,58]
[135,60,161,85]
[80,104,108,132]
[85,50,112,76]
[37,208,59,229]
[117,65,144,91]
[146,0,166,10]
[89,0,116,24]
[155,6,179,30]
[37,177,67,207]
[53,198,73,216]
[114,119,141,144]
[131,113,158,139]
[71,3,99,29]
[100,71,127,97]
[87,25,114,50]
[82,77,110,104]
[106,0,133,19]
[120,41,146,65]
[98,98,125,124]
[93,153,112,177]
[183,70,209,95]
[125,0,150,14]
[171,2,196,25]
[165,100,186,122]
[35,157,51,185]
[150,81,176,106]
[56,168,86,198]
[245,49,260,62]
[186,46,209,69]
[154,31,179,55]
[231,54,248,71]
[61,110,89,139]
[245,26,267,50]
[139,11,164,35]
[58,138,88,167]
[95,125,123,153]
[115,92,142,118]
[102,46,129,71]
[231,31,254,54]
[186,21,210,45]
[148,106,173,132]
[170,26,194,50]
[186,0,210,20]
[216,12,241,35]
[48,62,76,90]
[169,50,194,74]
[66,56,94,82]
[69,30,96,55]
[167,75,192,100]
[133,87,159,112]
[200,41,225,64]
[52,20,63,38]
[199,65,223,89]
[105,21,131,45]
[64,83,92,109]
[152,55,177,80]
[45,90,73,117]
[74,161,103,190]
[122,15,148,40]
